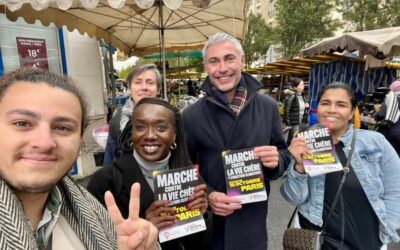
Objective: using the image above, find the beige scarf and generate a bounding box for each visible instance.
[0,177,117,249]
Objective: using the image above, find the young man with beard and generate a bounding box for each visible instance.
[0,68,158,250]
[182,32,291,250]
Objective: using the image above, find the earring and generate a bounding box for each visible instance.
[170,142,177,150]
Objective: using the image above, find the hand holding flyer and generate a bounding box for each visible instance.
[153,166,206,243]
[222,148,268,204]
[297,124,343,176]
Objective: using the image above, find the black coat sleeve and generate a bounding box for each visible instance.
[182,109,199,165]
[86,167,115,208]
[263,101,291,180]
[183,107,217,195]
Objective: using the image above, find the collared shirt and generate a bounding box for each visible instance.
[35,186,88,250]
[35,187,62,250]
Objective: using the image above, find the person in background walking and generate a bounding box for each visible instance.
[284,77,309,145]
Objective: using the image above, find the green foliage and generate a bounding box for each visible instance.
[118,65,135,80]
[275,0,340,59]
[243,13,275,68]
[135,55,203,73]
[136,57,158,67]
[188,57,204,72]
[393,0,400,26]
[116,56,202,89]
[339,0,400,31]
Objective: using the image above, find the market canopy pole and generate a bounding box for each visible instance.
[278,74,284,102]
[159,0,167,100]
[109,44,117,109]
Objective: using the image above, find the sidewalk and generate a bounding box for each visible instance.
[75,168,400,250]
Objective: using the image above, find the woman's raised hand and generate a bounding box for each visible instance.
[288,137,311,174]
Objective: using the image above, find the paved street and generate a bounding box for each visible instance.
[267,178,400,250]
[267,179,293,250]
[79,174,400,250]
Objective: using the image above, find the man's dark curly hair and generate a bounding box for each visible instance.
[0,68,89,135]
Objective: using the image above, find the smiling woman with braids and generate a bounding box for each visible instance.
[88,98,210,250]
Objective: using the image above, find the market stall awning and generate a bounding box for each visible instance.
[143,50,202,59]
[302,26,400,58]
[167,71,201,78]
[244,54,400,76]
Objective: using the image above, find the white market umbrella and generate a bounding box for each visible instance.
[1,0,248,99]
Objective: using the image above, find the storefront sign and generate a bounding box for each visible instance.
[16,37,49,70]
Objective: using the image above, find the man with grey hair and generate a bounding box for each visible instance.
[103,64,161,165]
[183,32,291,249]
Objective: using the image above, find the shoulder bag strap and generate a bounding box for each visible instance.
[320,129,357,233]
[286,129,357,230]
[286,207,298,228]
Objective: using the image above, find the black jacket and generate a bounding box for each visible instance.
[87,154,211,250]
[284,93,308,125]
[183,73,291,250]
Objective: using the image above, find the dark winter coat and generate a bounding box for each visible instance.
[103,107,122,166]
[284,93,308,125]
[87,154,211,250]
[182,73,291,250]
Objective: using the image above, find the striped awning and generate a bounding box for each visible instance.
[244,54,400,76]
